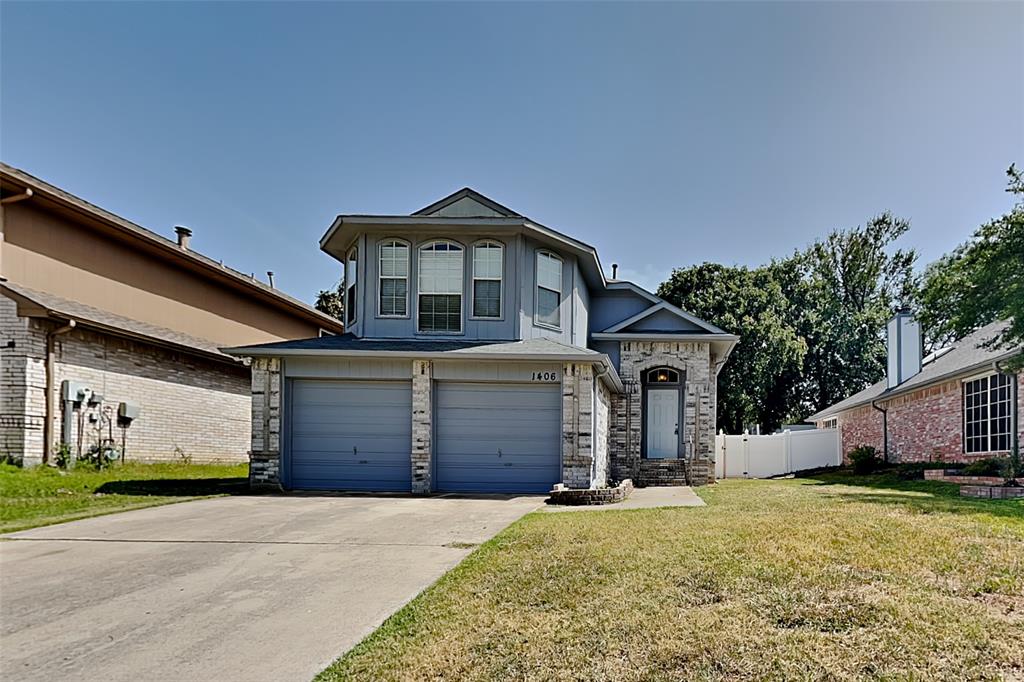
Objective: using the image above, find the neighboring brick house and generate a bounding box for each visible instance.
[0,163,345,466]
[809,316,1022,464]
[226,188,737,493]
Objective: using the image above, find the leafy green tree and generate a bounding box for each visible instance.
[658,263,806,433]
[918,164,1024,364]
[658,214,917,431]
[795,213,918,413]
[315,280,345,321]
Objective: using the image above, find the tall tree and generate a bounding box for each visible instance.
[796,213,918,413]
[314,280,345,322]
[918,164,1024,365]
[658,263,806,433]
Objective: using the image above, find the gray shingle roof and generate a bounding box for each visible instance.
[807,320,1021,421]
[0,282,233,361]
[223,334,602,358]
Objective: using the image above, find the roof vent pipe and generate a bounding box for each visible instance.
[267,271,275,288]
[611,263,618,280]
[174,226,192,250]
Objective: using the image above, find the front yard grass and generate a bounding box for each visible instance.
[320,471,1023,681]
[0,461,248,533]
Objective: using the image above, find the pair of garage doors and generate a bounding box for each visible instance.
[287,379,560,493]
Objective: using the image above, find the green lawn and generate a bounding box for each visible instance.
[319,472,1024,681]
[0,461,248,533]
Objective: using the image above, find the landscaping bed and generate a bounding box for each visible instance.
[0,461,248,533]
[318,471,1023,681]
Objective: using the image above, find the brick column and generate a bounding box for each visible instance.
[411,359,432,493]
[250,357,281,489]
[561,362,596,489]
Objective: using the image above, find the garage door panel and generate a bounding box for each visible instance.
[288,380,411,491]
[435,382,561,494]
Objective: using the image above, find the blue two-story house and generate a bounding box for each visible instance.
[226,189,737,493]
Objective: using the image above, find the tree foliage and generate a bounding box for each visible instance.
[659,214,917,433]
[918,165,1024,364]
[315,280,345,321]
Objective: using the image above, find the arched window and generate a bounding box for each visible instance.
[535,250,562,329]
[645,368,680,384]
[378,239,409,317]
[472,240,503,318]
[418,240,464,333]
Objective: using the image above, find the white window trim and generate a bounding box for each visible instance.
[470,239,504,321]
[345,245,358,328]
[416,239,465,335]
[376,238,410,319]
[962,372,1014,454]
[534,250,563,331]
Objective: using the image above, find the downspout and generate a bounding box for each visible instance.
[871,399,888,464]
[44,319,76,464]
[0,187,33,205]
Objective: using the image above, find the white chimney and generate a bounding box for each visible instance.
[886,308,922,389]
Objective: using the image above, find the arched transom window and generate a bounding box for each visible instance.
[418,240,464,333]
[645,368,680,384]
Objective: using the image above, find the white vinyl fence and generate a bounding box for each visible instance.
[715,428,841,479]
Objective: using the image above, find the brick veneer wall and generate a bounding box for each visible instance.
[561,362,597,489]
[250,357,281,488]
[411,360,432,493]
[611,341,716,485]
[593,378,610,488]
[827,371,1023,464]
[1,297,251,466]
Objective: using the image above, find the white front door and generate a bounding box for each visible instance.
[647,389,679,459]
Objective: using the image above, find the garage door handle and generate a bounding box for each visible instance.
[353,446,358,456]
[497,448,502,458]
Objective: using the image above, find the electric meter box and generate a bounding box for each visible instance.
[118,401,141,422]
[61,380,91,403]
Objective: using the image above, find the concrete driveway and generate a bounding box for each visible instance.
[0,494,541,682]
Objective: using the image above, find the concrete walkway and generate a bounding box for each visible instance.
[0,494,542,682]
[544,485,705,512]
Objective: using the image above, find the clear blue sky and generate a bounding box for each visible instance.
[2,1,1021,300]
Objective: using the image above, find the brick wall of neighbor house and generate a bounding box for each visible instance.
[826,372,1024,464]
[0,299,47,464]
[1,297,250,466]
[249,357,281,488]
[611,341,716,486]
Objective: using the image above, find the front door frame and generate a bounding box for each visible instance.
[641,367,686,459]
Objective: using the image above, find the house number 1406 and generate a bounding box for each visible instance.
[531,371,558,382]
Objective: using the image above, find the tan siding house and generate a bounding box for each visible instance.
[0,163,344,466]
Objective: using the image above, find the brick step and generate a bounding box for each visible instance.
[636,459,689,487]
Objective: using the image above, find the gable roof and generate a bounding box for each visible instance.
[0,162,345,334]
[412,187,521,218]
[806,320,1022,422]
[600,300,730,335]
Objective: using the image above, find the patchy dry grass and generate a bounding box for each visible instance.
[0,462,248,533]
[318,473,1024,681]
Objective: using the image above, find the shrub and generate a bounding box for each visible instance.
[962,457,1008,477]
[849,446,880,475]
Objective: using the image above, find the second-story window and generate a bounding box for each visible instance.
[345,246,358,327]
[535,250,562,329]
[418,240,463,333]
[378,239,409,317]
[472,241,503,318]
